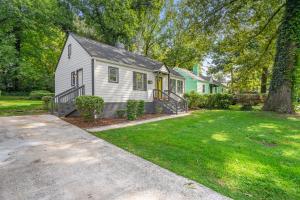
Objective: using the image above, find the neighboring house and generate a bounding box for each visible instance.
[54,33,187,117]
[174,65,226,94]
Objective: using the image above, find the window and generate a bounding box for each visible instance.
[170,79,176,93]
[71,71,76,86]
[133,72,147,91]
[68,44,72,59]
[108,66,119,83]
[177,80,183,94]
[202,84,205,93]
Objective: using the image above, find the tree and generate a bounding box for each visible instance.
[67,0,141,48]
[263,0,300,113]
[152,0,212,68]
[0,0,74,92]
[183,0,299,113]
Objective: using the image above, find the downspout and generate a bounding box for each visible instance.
[91,59,95,95]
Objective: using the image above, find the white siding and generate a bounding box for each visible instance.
[159,65,169,74]
[94,60,156,102]
[55,35,92,95]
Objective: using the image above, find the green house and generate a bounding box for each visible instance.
[174,65,226,94]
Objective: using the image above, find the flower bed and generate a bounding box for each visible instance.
[62,113,167,129]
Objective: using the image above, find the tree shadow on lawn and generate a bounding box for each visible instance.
[97,110,300,200]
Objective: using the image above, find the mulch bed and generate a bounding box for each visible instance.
[62,113,167,129]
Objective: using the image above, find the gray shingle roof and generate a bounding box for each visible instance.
[71,33,183,78]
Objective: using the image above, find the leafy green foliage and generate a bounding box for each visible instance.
[116,109,126,118]
[184,92,233,109]
[29,90,54,100]
[234,93,262,109]
[294,50,300,102]
[184,91,207,109]
[137,100,145,117]
[154,104,163,114]
[127,100,138,120]
[41,96,52,110]
[75,96,104,121]
[0,0,73,92]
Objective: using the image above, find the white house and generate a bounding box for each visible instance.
[54,33,187,117]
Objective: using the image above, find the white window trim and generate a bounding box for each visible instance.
[176,80,183,94]
[133,72,147,91]
[108,66,119,83]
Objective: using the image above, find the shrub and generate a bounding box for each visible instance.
[127,100,138,120]
[184,91,208,109]
[75,96,104,121]
[116,109,126,118]
[137,100,145,117]
[154,104,163,114]
[234,93,261,111]
[29,90,54,100]
[184,92,233,109]
[208,93,233,109]
[42,96,52,110]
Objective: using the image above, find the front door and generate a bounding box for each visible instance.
[156,77,163,99]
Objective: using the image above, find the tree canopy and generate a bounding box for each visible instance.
[0,0,298,113]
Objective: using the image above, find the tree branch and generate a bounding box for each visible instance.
[234,30,278,82]
[252,3,285,39]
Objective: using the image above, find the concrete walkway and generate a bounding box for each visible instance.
[0,115,230,200]
[87,112,191,132]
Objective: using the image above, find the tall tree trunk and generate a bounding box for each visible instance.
[260,67,268,93]
[263,0,300,113]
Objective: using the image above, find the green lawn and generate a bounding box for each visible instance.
[94,110,300,200]
[0,96,45,116]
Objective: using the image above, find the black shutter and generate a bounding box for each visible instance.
[133,72,137,90]
[144,73,147,91]
[71,72,74,86]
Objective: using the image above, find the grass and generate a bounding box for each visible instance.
[0,96,45,116]
[94,110,300,200]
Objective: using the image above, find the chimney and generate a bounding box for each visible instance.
[192,64,201,76]
[115,41,125,49]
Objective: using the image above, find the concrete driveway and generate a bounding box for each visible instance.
[0,115,229,200]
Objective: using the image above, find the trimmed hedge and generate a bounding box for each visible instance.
[127,100,138,120]
[184,91,233,109]
[75,96,104,121]
[126,100,145,120]
[137,100,145,117]
[29,90,54,100]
